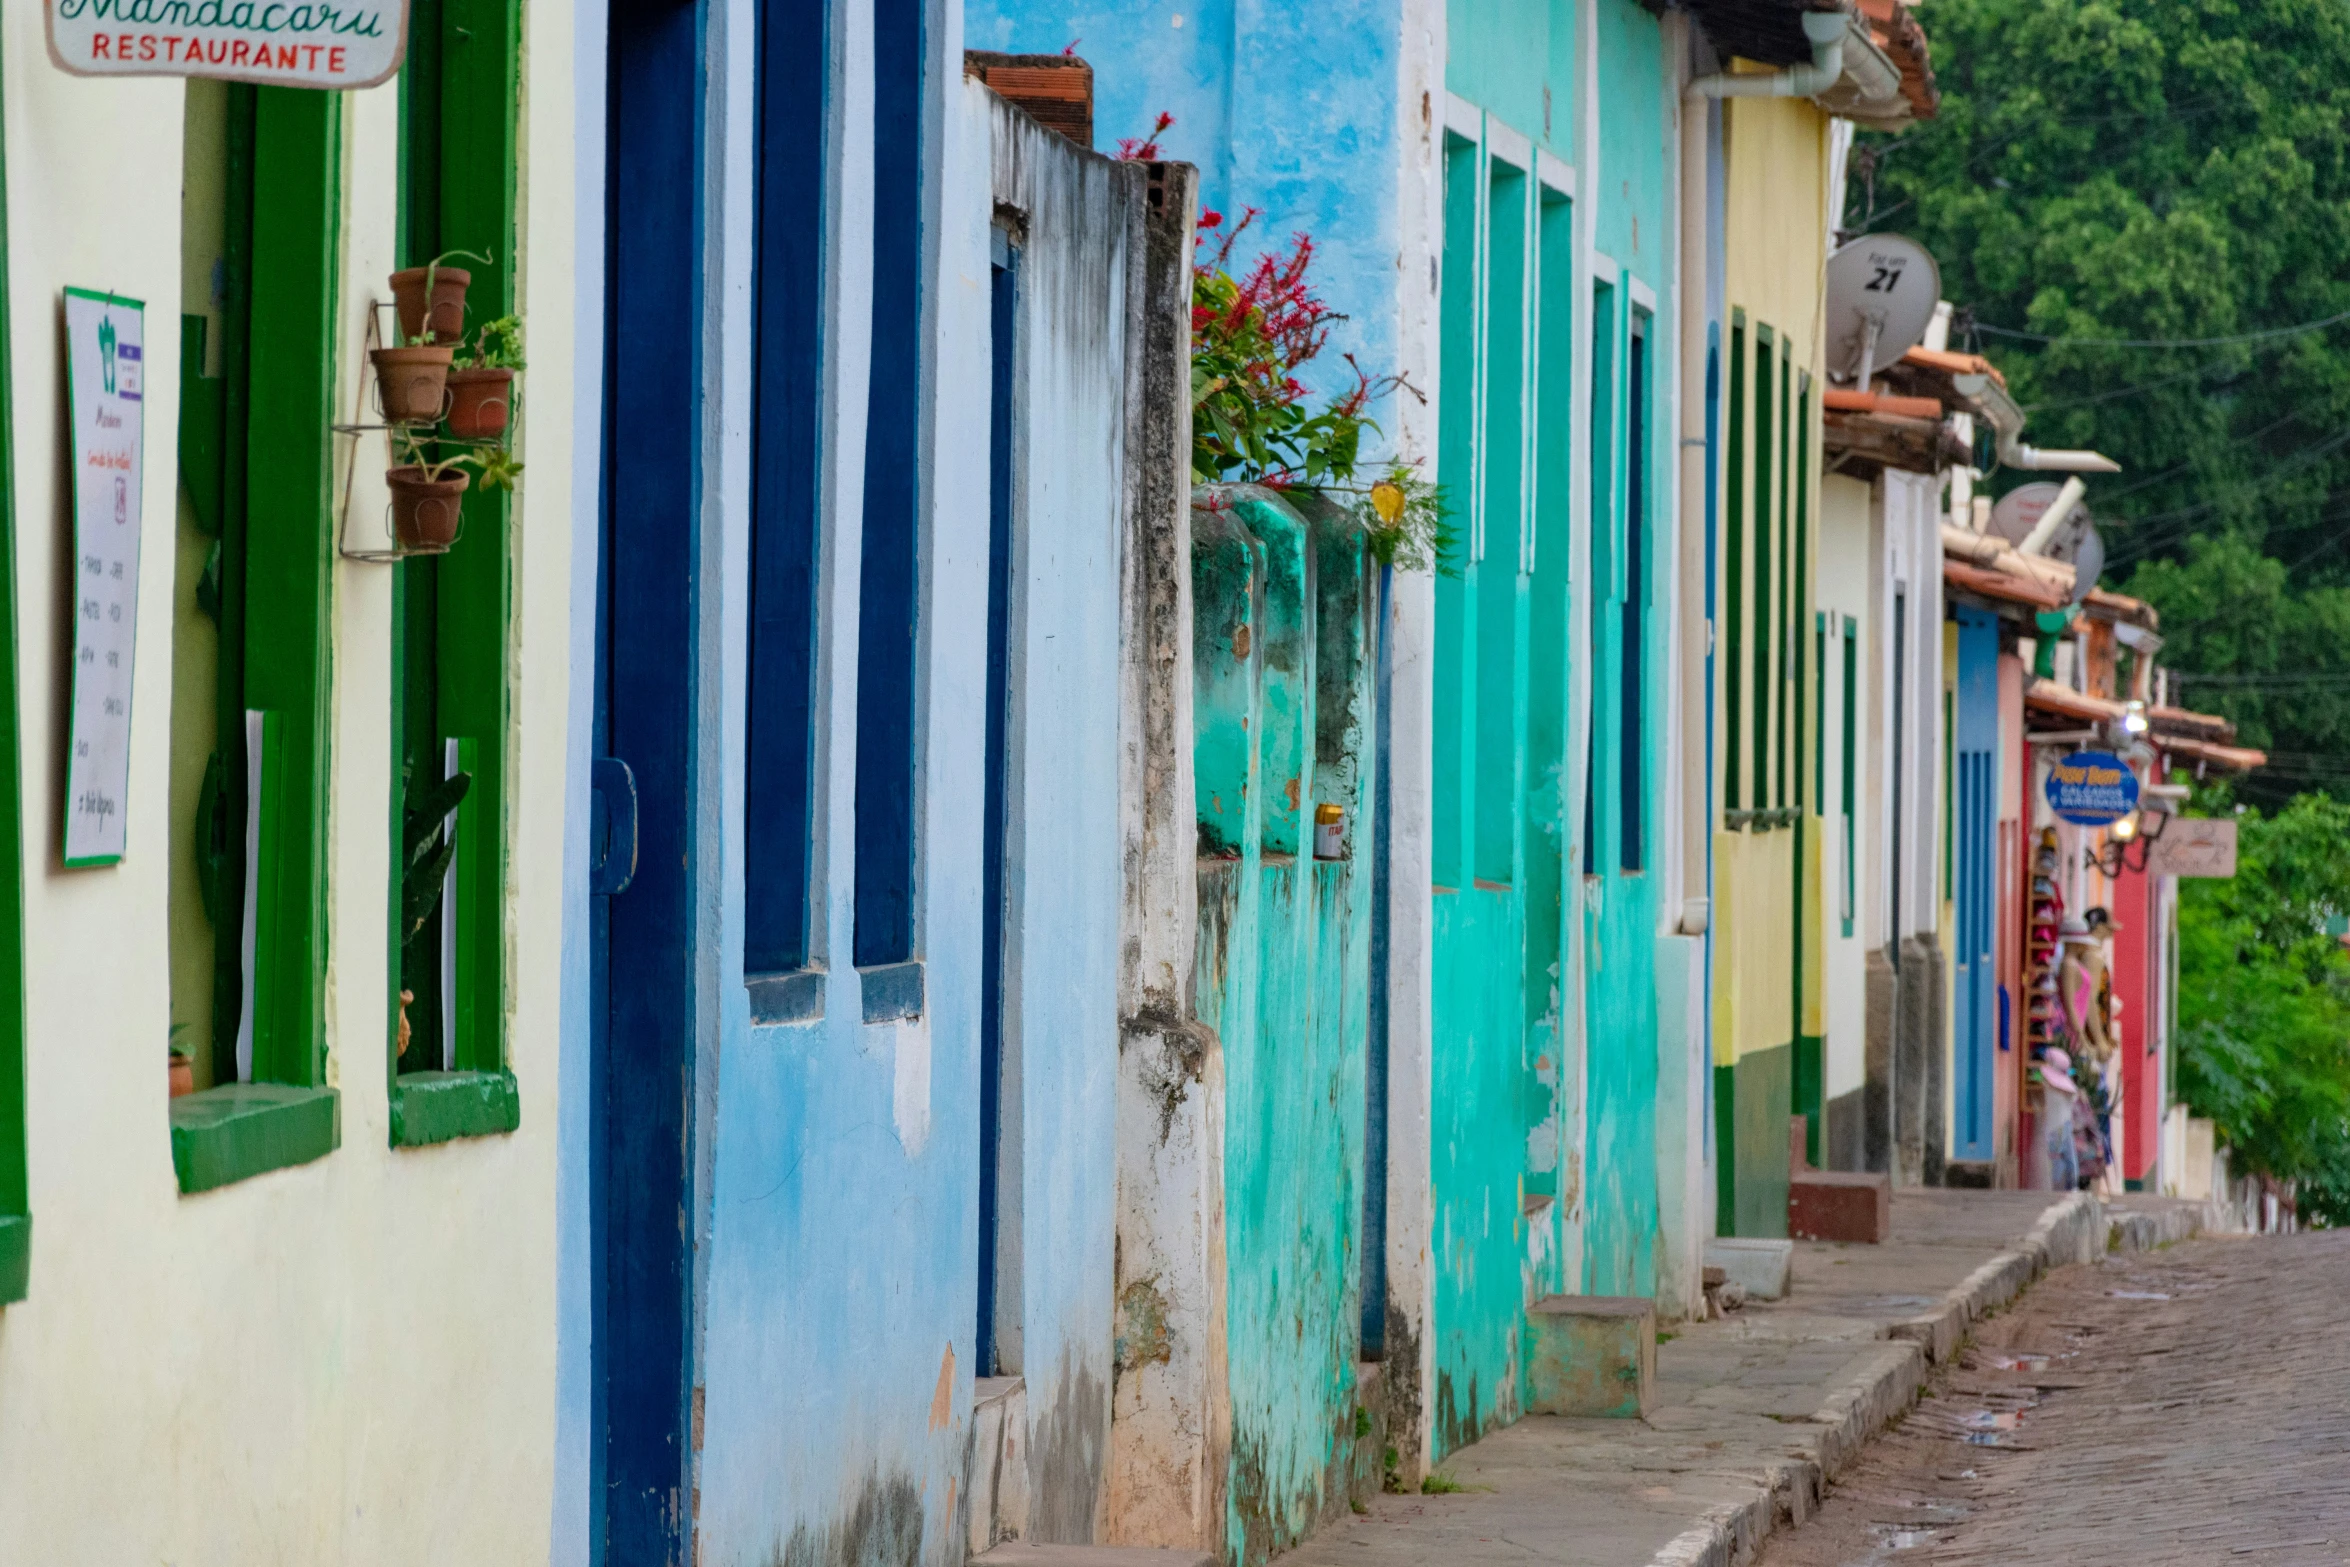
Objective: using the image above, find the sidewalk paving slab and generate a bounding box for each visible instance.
[1275,1190,2193,1567]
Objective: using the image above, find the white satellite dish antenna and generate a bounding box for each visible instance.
[1988,481,2066,546]
[1824,234,1943,388]
[2057,522,2105,607]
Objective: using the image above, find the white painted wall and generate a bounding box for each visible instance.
[1818,472,1871,1123]
[0,7,580,1559]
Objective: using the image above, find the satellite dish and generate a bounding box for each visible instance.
[1988,481,2066,547]
[1824,234,1943,386]
[2059,522,2105,607]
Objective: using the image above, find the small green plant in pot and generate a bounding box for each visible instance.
[397,764,472,1069]
[390,247,492,345]
[385,427,521,553]
[445,314,523,440]
[374,250,495,424]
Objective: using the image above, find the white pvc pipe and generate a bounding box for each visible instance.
[1689,12,1847,99]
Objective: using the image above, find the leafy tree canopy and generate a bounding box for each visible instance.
[1855,0,2350,805]
[2172,792,2350,1222]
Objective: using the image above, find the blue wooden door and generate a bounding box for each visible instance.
[594,1,704,1560]
[1952,607,1999,1163]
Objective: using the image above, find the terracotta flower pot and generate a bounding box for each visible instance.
[169,1054,194,1098]
[373,345,455,423]
[390,265,472,344]
[387,466,472,553]
[444,366,517,440]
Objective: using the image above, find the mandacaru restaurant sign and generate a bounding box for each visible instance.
[47,0,406,89]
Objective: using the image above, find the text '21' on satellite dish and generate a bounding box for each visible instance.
[1825,234,1942,388]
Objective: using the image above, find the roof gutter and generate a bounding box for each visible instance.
[1954,370,2122,473]
[1689,10,1848,99]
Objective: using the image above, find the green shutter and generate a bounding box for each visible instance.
[390,0,523,1143]
[0,31,30,1300]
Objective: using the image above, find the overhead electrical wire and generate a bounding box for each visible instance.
[1974,311,2350,351]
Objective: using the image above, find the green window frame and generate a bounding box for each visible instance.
[1750,324,1772,818]
[1813,611,1826,813]
[1723,311,1745,821]
[0,40,29,1299]
[168,87,344,1194]
[388,0,523,1147]
[1840,614,1857,936]
[1774,344,1792,812]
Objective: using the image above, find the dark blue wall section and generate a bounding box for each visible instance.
[745,0,829,978]
[596,0,703,1562]
[854,0,926,970]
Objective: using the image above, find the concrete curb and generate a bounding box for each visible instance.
[1640,1193,2130,1567]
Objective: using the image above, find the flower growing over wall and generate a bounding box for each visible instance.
[1115,115,1454,571]
[1189,206,1453,572]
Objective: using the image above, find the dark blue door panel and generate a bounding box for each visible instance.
[596,1,703,1562]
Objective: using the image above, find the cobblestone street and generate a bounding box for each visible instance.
[1757,1230,2350,1567]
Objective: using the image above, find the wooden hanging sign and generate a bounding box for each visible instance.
[47,0,407,89]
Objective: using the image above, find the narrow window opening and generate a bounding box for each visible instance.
[745,0,829,995]
[1619,310,1647,872]
[853,0,926,978]
[977,229,1019,1375]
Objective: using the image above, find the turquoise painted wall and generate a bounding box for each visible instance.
[1426,63,1580,1453]
[1193,489,1377,1565]
[1447,0,1578,155]
[1580,0,1674,1301]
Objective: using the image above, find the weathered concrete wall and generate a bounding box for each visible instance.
[0,10,582,1560]
[1105,159,1233,1555]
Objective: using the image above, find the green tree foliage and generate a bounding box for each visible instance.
[2173,793,2350,1222]
[1854,0,2350,805]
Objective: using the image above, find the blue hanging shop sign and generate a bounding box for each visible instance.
[2045,750,2139,828]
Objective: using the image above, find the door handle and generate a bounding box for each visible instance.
[590,756,639,897]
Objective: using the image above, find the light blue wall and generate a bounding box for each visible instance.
[562,14,1142,1560]
[964,0,1406,410]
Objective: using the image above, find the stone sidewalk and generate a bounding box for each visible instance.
[1277,1189,2215,1567]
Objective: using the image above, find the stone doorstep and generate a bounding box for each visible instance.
[973,1550,1216,1567]
[1790,1170,1892,1244]
[1704,1238,1794,1300]
[967,1377,1030,1561]
[1526,1295,1657,1419]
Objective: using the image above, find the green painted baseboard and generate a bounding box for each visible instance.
[1793,1035,1823,1167]
[170,1083,339,1194]
[1714,1062,1736,1235]
[1730,1044,1793,1239]
[390,1069,519,1147]
[0,1213,27,1303]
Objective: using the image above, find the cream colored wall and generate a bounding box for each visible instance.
[0,3,578,1560]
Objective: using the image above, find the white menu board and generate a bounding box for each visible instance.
[62,289,144,868]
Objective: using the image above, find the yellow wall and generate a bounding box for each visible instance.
[1712,96,1833,1068]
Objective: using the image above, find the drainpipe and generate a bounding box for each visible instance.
[1955,371,2122,473]
[1688,11,1849,99]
